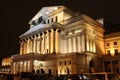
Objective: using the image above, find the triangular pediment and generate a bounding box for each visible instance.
[29,6,66,24]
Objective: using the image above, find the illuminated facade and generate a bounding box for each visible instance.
[0,57,12,73]
[11,6,105,74]
[103,32,120,73]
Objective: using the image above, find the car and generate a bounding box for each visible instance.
[0,72,14,80]
[88,72,120,80]
[55,73,90,80]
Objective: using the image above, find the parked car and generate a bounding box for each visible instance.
[0,72,14,80]
[14,72,33,80]
[55,73,90,80]
[89,72,120,80]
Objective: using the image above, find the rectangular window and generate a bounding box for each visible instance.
[106,43,110,46]
[60,61,62,65]
[113,42,117,45]
[107,50,110,55]
[114,49,118,55]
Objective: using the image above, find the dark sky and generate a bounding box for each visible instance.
[0,0,120,58]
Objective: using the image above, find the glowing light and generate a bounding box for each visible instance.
[34,60,38,63]
[110,49,115,56]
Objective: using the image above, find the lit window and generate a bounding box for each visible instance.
[114,49,118,55]
[106,43,110,46]
[113,42,117,45]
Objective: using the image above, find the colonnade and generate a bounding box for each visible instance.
[12,61,31,74]
[60,33,86,53]
[19,28,61,55]
[86,36,96,53]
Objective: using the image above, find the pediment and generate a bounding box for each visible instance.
[29,6,66,24]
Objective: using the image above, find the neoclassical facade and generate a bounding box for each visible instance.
[0,57,12,73]
[103,32,120,73]
[11,6,105,75]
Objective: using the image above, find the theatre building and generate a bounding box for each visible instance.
[11,6,105,75]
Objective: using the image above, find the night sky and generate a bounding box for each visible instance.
[0,0,120,59]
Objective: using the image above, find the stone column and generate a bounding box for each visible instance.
[26,61,28,72]
[48,30,51,53]
[14,62,16,74]
[92,38,95,52]
[93,38,96,53]
[86,36,89,51]
[91,38,94,52]
[40,33,42,54]
[66,38,68,53]
[75,37,78,52]
[30,60,34,72]
[46,31,49,54]
[44,31,47,54]
[16,62,20,73]
[26,38,29,53]
[23,39,27,54]
[90,37,93,52]
[73,37,77,52]
[53,28,56,53]
[68,38,71,53]
[81,31,86,52]
[32,36,36,53]
[41,33,44,54]
[37,34,40,53]
[29,37,33,53]
[77,36,81,53]
[57,29,61,53]
[63,39,67,53]
[35,34,39,53]
[71,38,73,53]
[34,35,37,53]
